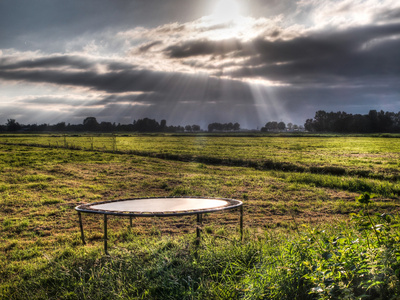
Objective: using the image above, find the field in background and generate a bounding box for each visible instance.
[2,134,400,196]
[1,134,399,299]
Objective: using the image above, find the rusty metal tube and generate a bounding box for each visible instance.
[78,211,86,245]
[104,214,108,254]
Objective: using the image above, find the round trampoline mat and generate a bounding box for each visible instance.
[75,197,242,217]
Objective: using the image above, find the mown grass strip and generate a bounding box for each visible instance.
[2,141,397,183]
[274,171,400,197]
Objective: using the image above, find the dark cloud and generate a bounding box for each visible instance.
[164,38,243,58]
[1,55,95,70]
[17,96,80,105]
[96,93,156,105]
[376,8,400,22]
[0,56,164,93]
[1,0,400,128]
[158,21,400,91]
[138,41,163,52]
[106,61,137,71]
[0,54,253,105]
[0,0,211,50]
[0,68,161,93]
[228,23,400,85]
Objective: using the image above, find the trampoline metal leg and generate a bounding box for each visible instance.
[78,212,86,245]
[240,206,244,241]
[104,214,108,255]
[130,216,133,227]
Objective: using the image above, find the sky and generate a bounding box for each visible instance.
[1,0,400,129]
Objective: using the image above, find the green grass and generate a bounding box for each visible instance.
[2,134,400,183]
[1,135,400,299]
[2,217,399,299]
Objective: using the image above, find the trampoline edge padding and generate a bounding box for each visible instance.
[75,196,243,217]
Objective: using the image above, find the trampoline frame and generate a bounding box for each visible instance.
[75,197,243,254]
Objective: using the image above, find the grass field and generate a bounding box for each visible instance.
[1,134,399,299]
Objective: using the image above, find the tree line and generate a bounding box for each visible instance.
[260,121,303,132]
[2,110,400,133]
[304,110,400,133]
[207,122,240,132]
[0,117,240,133]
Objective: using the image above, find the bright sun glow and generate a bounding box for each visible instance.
[200,0,252,41]
[211,0,242,23]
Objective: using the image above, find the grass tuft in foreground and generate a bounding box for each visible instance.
[1,194,400,299]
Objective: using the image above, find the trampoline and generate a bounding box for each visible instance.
[75,197,243,253]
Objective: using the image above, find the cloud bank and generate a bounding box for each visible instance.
[1,0,400,128]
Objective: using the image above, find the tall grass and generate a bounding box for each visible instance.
[2,207,399,299]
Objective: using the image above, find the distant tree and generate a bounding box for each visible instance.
[6,119,21,132]
[185,125,192,132]
[53,122,66,131]
[175,125,185,132]
[226,122,233,131]
[392,112,400,130]
[350,114,369,133]
[99,121,114,132]
[305,110,400,133]
[287,123,293,130]
[132,118,160,132]
[278,121,286,131]
[37,123,49,131]
[207,122,240,132]
[83,117,99,131]
[331,111,349,132]
[377,110,393,132]
[266,121,278,131]
[160,120,167,131]
[304,119,314,131]
[313,110,328,131]
[367,110,378,132]
[208,123,216,132]
[191,125,201,132]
